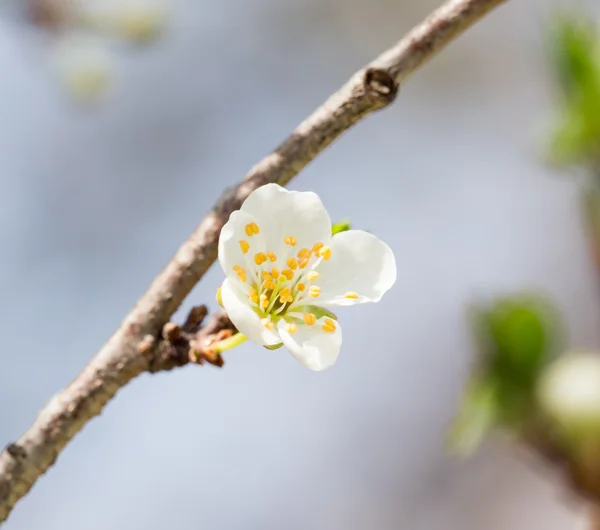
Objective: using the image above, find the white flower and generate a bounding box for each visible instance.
[217,184,397,371]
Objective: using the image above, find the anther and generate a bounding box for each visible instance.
[308,285,321,298]
[245,223,260,236]
[285,322,298,334]
[306,271,319,281]
[239,240,250,254]
[322,319,336,333]
[260,293,269,308]
[261,318,274,330]
[345,291,359,299]
[281,269,294,281]
[284,236,297,246]
[298,258,309,269]
[297,283,306,292]
[297,248,311,259]
[267,251,277,262]
[303,313,316,325]
[312,242,324,253]
[287,257,298,270]
[318,246,332,260]
[254,252,267,265]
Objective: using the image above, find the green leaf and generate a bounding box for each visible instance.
[468,293,564,426]
[447,377,499,457]
[544,13,600,167]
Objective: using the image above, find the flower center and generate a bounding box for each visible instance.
[233,228,333,330]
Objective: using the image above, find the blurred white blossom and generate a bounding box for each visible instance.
[53,32,113,102]
[80,0,169,43]
[537,350,600,441]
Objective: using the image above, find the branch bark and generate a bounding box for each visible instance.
[0,0,508,523]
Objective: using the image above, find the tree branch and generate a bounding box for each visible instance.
[0,0,508,523]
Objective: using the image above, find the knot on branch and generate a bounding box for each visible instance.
[363,68,399,103]
[146,306,236,373]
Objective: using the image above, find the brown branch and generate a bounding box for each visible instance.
[0,0,508,523]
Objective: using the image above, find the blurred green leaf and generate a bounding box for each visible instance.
[546,13,600,166]
[447,377,500,456]
[332,220,351,235]
[469,294,564,426]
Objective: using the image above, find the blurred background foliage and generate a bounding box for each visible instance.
[451,12,600,509]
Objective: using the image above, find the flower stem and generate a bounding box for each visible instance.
[211,333,247,353]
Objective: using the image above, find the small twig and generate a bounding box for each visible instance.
[0,0,508,523]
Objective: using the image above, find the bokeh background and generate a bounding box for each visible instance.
[0,0,598,528]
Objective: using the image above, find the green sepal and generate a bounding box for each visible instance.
[264,343,284,351]
[303,305,338,321]
[332,220,351,235]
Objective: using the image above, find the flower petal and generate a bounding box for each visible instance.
[277,317,342,371]
[312,230,396,306]
[221,278,281,346]
[240,184,332,260]
[218,210,266,281]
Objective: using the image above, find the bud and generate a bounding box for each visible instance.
[537,350,600,444]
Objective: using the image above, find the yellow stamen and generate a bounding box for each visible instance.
[254,252,267,265]
[306,271,319,281]
[345,291,359,299]
[264,280,276,290]
[287,257,298,270]
[297,248,311,259]
[284,236,297,246]
[303,313,316,325]
[308,285,321,298]
[261,318,274,330]
[278,288,293,303]
[233,265,247,283]
[261,271,272,281]
[318,246,332,260]
[271,267,279,278]
[298,258,309,269]
[267,251,277,262]
[249,288,258,303]
[285,322,298,334]
[297,283,306,292]
[260,294,270,309]
[281,269,294,281]
[322,319,336,333]
[239,240,250,254]
[245,222,260,236]
[312,242,324,253]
